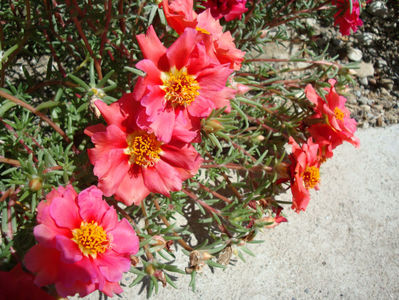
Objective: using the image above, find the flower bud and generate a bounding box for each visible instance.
[130,255,139,266]
[29,177,42,192]
[254,135,265,143]
[145,263,155,275]
[89,97,101,118]
[203,119,224,134]
[275,162,289,179]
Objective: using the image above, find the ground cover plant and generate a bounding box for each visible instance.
[0,0,368,298]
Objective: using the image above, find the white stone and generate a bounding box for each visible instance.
[347,48,363,62]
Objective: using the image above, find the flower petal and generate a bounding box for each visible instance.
[143,160,183,196]
[24,244,60,287]
[108,219,139,254]
[136,25,166,63]
[114,172,151,206]
[49,196,81,229]
[55,235,83,263]
[97,254,131,282]
[78,186,109,222]
[166,28,197,70]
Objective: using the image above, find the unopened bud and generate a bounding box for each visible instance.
[29,177,42,192]
[152,235,166,247]
[130,255,139,266]
[145,263,155,275]
[255,135,265,142]
[89,97,101,118]
[275,162,290,179]
[203,119,224,134]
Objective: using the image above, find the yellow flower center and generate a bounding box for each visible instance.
[195,27,210,35]
[72,221,109,258]
[125,132,162,167]
[302,166,320,189]
[334,107,345,121]
[160,67,200,107]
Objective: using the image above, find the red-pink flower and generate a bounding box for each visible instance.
[134,26,235,142]
[0,263,55,300]
[162,0,245,70]
[23,185,139,298]
[85,96,203,206]
[201,0,248,21]
[332,0,363,35]
[305,79,359,152]
[289,137,321,213]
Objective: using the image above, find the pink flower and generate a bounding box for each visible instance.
[0,263,55,300]
[162,0,245,70]
[23,185,139,298]
[85,97,203,206]
[201,0,248,21]
[289,137,321,213]
[332,0,363,35]
[134,26,235,142]
[305,79,359,152]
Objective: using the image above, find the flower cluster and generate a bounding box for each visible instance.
[15,0,367,297]
[23,1,247,298]
[86,0,246,206]
[288,80,359,212]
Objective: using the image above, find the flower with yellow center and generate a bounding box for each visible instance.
[334,107,345,121]
[160,66,200,107]
[302,166,320,190]
[72,221,109,259]
[125,132,162,167]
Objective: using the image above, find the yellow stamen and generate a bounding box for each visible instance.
[195,27,210,35]
[302,166,320,189]
[72,221,109,258]
[334,107,345,121]
[160,67,200,107]
[125,132,162,167]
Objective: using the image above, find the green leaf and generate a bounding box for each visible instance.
[124,66,146,77]
[0,101,17,117]
[35,101,59,111]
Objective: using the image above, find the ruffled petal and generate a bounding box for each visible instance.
[143,160,183,196]
[95,100,126,129]
[77,186,109,222]
[34,223,69,248]
[187,95,214,117]
[49,196,81,229]
[108,219,139,254]
[84,124,106,138]
[114,172,151,206]
[136,59,162,85]
[55,235,83,263]
[161,142,202,170]
[96,254,131,282]
[149,108,176,144]
[100,206,118,232]
[166,28,197,70]
[101,281,123,297]
[136,25,166,63]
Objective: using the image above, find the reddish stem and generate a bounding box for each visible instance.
[0,90,72,145]
[182,189,221,215]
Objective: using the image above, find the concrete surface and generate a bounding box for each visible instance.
[75,124,399,300]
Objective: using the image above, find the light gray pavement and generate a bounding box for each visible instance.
[75,124,399,300]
